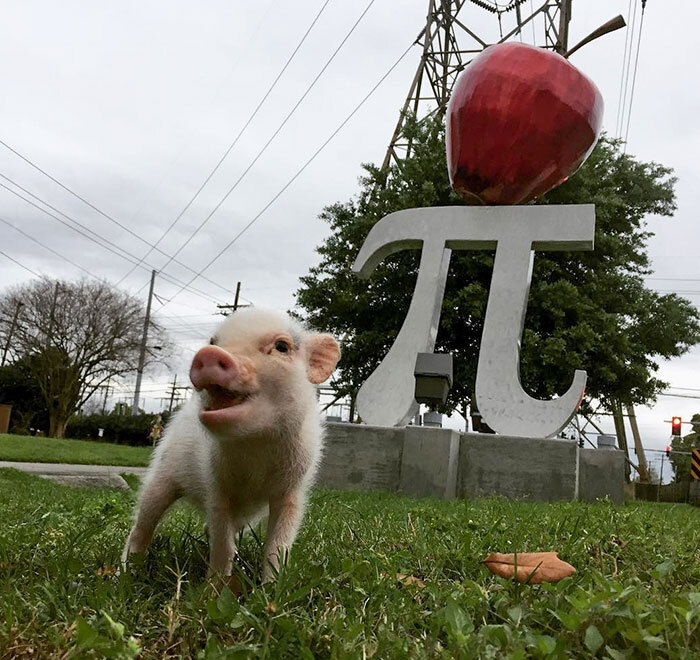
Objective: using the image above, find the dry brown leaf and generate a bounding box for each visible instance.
[481,551,576,584]
[396,573,426,588]
[95,565,117,576]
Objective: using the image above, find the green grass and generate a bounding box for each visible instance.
[0,433,152,467]
[0,469,698,659]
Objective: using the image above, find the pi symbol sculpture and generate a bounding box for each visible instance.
[352,204,595,438]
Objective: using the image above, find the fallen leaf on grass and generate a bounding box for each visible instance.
[396,573,426,589]
[481,552,575,584]
[95,565,117,576]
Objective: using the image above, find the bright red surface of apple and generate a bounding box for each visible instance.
[446,42,603,205]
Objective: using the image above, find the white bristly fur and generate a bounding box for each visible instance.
[121,308,339,582]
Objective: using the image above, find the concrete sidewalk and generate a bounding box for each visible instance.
[0,460,147,489]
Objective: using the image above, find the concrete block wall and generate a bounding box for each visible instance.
[318,423,625,503]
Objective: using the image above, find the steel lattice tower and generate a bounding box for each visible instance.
[382,0,572,170]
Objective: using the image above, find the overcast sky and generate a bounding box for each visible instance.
[1,1,697,476]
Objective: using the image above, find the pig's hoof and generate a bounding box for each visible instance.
[120,549,146,575]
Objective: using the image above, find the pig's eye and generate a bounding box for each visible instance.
[274,340,290,354]
[209,337,216,345]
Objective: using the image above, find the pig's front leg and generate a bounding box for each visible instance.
[206,499,239,577]
[263,490,304,583]
[122,474,178,563]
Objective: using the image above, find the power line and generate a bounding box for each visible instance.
[614,0,634,137]
[152,316,218,339]
[149,299,224,319]
[163,321,214,335]
[0,219,218,320]
[623,1,647,150]
[616,0,638,138]
[110,386,186,395]
[0,178,224,305]
[116,0,335,286]
[659,393,700,400]
[0,160,243,301]
[144,0,278,201]
[152,0,377,285]
[161,39,416,307]
[0,214,97,279]
[0,250,42,278]
[157,312,220,319]
[153,316,218,325]
[646,277,700,282]
[0,176,137,262]
[164,321,212,331]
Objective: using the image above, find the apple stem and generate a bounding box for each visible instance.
[564,15,626,59]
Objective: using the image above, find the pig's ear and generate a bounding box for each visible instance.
[305,334,341,384]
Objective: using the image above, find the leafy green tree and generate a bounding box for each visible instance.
[0,278,170,438]
[670,413,700,482]
[296,116,700,422]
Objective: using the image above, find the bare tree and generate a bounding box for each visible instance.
[0,278,170,438]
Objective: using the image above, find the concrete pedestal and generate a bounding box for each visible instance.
[316,423,404,493]
[318,423,624,503]
[400,426,459,499]
[457,433,579,501]
[578,448,625,503]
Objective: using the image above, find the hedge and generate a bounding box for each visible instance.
[66,411,173,446]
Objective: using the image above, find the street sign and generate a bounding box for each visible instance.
[691,448,700,481]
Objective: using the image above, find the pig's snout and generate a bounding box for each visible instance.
[189,346,256,392]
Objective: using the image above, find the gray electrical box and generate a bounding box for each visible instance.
[597,434,617,450]
[414,353,453,408]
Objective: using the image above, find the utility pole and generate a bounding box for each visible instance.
[1,301,24,367]
[132,270,156,416]
[626,403,649,482]
[166,374,190,412]
[100,379,112,415]
[217,281,249,316]
[168,374,177,412]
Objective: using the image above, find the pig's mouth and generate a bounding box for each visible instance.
[199,385,256,428]
[202,385,253,411]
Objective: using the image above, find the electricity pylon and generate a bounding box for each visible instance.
[382,0,572,170]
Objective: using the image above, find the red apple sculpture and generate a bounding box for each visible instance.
[446,42,603,205]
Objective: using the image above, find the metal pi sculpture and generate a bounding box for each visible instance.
[353,43,603,438]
